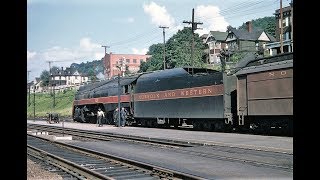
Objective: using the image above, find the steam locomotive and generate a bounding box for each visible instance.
[73,52,293,134]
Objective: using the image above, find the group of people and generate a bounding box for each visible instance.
[113,107,127,127]
[96,107,127,127]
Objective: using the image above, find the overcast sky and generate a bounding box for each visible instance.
[27,0,291,81]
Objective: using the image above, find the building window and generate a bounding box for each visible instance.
[133,59,137,63]
[140,59,143,63]
[126,59,130,63]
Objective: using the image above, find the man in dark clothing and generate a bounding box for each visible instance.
[120,107,127,127]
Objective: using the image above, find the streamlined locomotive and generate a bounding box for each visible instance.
[72,52,293,134]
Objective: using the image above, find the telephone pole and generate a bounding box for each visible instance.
[27,70,31,106]
[280,0,283,53]
[33,83,36,121]
[46,61,55,108]
[159,26,169,70]
[183,8,203,75]
[101,45,110,79]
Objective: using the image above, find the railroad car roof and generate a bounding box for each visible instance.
[77,80,112,93]
[119,74,141,86]
[76,74,141,95]
[235,53,293,75]
[138,67,219,81]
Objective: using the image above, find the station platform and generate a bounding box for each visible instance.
[27,119,293,154]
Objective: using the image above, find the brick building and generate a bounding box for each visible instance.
[103,53,151,79]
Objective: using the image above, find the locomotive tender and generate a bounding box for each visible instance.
[72,52,293,133]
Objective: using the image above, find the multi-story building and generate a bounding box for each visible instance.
[226,21,276,53]
[265,3,293,55]
[103,53,151,79]
[50,67,89,86]
[204,31,228,64]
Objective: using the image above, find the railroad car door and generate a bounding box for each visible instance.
[223,73,237,125]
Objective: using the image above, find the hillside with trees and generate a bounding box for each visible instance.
[238,16,276,37]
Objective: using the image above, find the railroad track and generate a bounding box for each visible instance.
[27,134,203,179]
[28,123,293,172]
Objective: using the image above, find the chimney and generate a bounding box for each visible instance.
[246,21,252,33]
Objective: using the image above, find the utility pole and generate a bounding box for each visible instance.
[280,0,283,53]
[47,61,52,94]
[116,65,121,127]
[33,84,36,122]
[183,8,203,75]
[159,26,169,70]
[101,45,110,79]
[118,73,121,127]
[27,70,31,106]
[53,84,55,108]
[46,61,55,109]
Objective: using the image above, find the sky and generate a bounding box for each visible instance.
[27,0,291,81]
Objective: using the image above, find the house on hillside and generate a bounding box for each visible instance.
[200,34,208,43]
[225,21,276,53]
[265,3,293,55]
[50,67,89,86]
[28,78,45,93]
[49,67,89,92]
[204,31,228,64]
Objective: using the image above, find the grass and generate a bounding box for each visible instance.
[27,89,76,118]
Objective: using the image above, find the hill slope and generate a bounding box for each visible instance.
[27,89,76,118]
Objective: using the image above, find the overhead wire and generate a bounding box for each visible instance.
[107,0,283,54]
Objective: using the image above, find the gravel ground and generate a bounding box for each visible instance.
[27,158,63,180]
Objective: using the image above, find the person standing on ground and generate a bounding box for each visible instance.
[120,107,127,127]
[97,108,105,127]
[113,107,119,127]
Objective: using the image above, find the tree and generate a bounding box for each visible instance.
[40,70,50,87]
[166,27,206,68]
[138,43,164,72]
[87,69,97,81]
[139,27,206,72]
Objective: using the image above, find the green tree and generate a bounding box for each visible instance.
[87,69,97,81]
[40,70,50,87]
[139,43,164,72]
[166,27,206,68]
[139,27,206,72]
